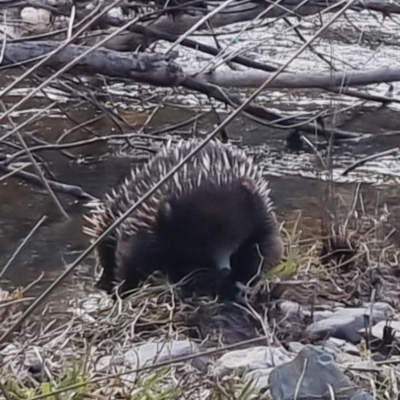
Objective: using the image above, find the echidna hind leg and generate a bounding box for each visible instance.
[95,236,118,294]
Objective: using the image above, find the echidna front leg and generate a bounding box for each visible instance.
[95,236,118,294]
[114,231,157,298]
[230,242,264,289]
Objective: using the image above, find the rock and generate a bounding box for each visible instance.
[214,346,294,377]
[359,320,400,340]
[246,368,274,391]
[23,346,43,370]
[350,393,374,400]
[269,345,372,400]
[124,340,210,372]
[325,338,360,355]
[335,352,363,365]
[306,303,394,343]
[278,300,307,316]
[96,355,125,372]
[287,341,305,354]
[278,300,334,321]
[20,7,52,34]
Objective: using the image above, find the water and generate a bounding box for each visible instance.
[1,9,400,305]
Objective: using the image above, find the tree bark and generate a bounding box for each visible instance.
[192,67,400,90]
[4,41,400,92]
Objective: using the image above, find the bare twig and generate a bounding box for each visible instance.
[0,163,96,201]
[0,101,70,219]
[342,148,400,176]
[0,216,48,279]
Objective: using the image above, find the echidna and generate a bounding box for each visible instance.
[83,138,283,300]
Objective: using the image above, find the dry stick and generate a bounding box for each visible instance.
[0,0,359,345]
[341,147,400,176]
[0,162,30,181]
[0,216,48,279]
[0,101,57,143]
[0,163,95,201]
[6,133,145,164]
[0,102,69,219]
[55,115,103,144]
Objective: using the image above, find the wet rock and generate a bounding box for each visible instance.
[214,346,294,377]
[124,340,210,372]
[269,345,372,400]
[306,302,394,343]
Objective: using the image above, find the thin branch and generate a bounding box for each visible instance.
[0,163,96,201]
[0,216,48,279]
[341,148,400,176]
[0,101,70,220]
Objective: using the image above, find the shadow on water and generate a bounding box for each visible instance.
[1,99,400,308]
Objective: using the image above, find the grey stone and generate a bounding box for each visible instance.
[306,303,394,343]
[359,320,400,340]
[245,368,274,391]
[96,354,125,372]
[278,300,333,321]
[289,338,359,360]
[214,346,294,377]
[335,352,363,365]
[324,338,360,356]
[287,341,305,354]
[278,300,306,316]
[350,393,374,400]
[124,340,210,372]
[269,345,371,400]
[313,310,335,321]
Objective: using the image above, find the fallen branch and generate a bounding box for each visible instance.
[4,42,400,94]
[192,67,400,91]
[1,42,185,88]
[0,41,375,139]
[0,163,97,201]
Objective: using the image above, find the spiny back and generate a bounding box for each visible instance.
[83,138,273,240]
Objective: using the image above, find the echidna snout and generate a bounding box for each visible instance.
[212,247,234,277]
